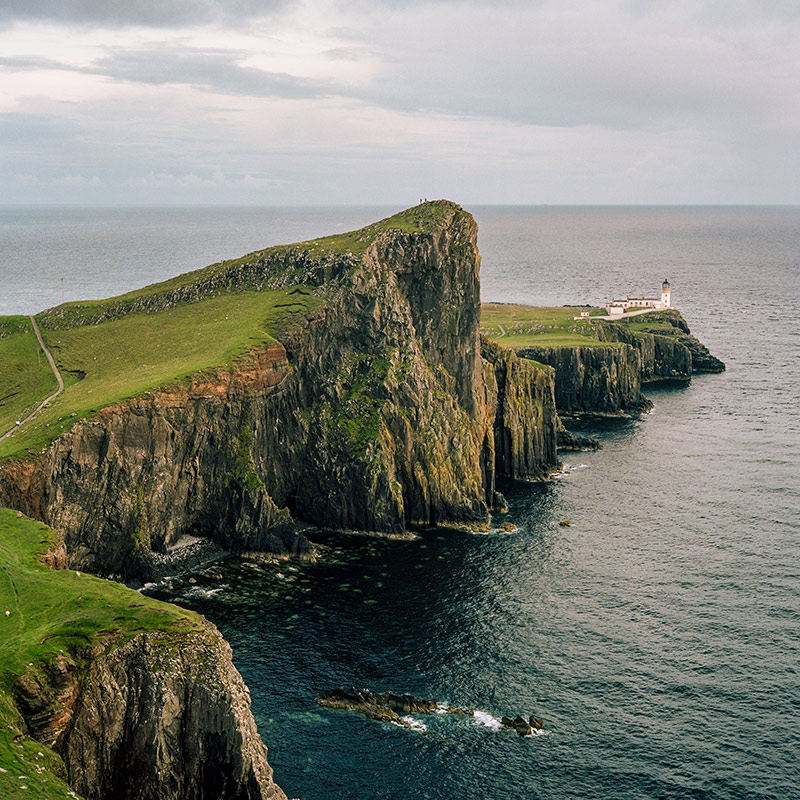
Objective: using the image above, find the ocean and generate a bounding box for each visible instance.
[1,205,798,799]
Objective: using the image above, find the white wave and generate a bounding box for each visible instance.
[184,586,223,599]
[435,703,449,714]
[400,716,427,732]
[525,728,549,737]
[473,710,502,730]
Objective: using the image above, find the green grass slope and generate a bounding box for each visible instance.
[480,303,612,349]
[0,318,59,439]
[0,202,458,462]
[0,508,202,799]
[0,287,322,460]
[39,202,454,331]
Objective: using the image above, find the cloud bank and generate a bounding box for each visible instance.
[1,0,798,203]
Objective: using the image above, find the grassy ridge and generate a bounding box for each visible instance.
[0,508,201,799]
[480,303,612,349]
[38,201,454,331]
[0,318,59,438]
[0,287,323,460]
[0,201,459,461]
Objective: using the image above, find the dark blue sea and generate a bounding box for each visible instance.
[1,205,799,800]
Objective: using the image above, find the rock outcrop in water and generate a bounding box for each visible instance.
[316,687,545,737]
[316,687,441,728]
[0,201,561,580]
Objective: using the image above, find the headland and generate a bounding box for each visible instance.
[0,201,724,799]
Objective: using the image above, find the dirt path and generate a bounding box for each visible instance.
[0,316,65,444]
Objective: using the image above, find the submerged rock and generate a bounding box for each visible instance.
[556,425,601,451]
[501,715,533,736]
[316,687,438,721]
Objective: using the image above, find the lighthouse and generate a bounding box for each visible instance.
[661,278,671,308]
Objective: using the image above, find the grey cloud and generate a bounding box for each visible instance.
[0,0,293,28]
[0,55,69,71]
[624,0,800,25]
[0,47,331,100]
[88,48,330,99]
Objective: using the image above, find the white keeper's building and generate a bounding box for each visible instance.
[605,279,671,316]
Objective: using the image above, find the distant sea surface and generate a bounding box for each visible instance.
[2,205,799,800]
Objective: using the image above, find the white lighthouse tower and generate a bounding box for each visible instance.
[661,278,671,308]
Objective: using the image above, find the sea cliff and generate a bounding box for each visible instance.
[514,309,724,417]
[0,201,566,798]
[0,202,725,800]
[0,509,285,800]
[0,202,562,580]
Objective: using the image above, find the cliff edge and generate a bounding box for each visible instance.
[481,304,724,418]
[0,201,560,580]
[0,508,286,800]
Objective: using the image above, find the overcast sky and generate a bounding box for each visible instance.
[2,0,799,205]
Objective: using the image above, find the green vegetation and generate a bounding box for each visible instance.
[616,310,685,337]
[38,201,457,332]
[0,508,201,799]
[300,200,457,257]
[305,351,395,459]
[0,201,460,461]
[480,303,613,349]
[226,426,264,494]
[0,288,323,460]
[0,317,58,439]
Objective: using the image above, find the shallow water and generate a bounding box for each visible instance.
[2,205,799,799]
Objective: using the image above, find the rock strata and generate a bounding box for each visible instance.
[517,343,651,417]
[16,620,286,800]
[0,202,562,579]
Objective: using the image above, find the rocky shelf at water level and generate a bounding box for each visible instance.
[316,687,545,736]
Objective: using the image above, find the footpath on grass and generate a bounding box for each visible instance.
[0,317,64,445]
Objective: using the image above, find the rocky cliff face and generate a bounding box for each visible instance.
[0,345,305,578]
[0,202,561,578]
[15,619,286,800]
[516,343,651,416]
[591,321,692,382]
[481,338,559,478]
[517,310,724,417]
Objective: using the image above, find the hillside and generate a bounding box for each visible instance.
[0,201,560,580]
[0,202,458,461]
[0,508,283,800]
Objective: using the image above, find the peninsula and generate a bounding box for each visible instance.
[0,201,724,799]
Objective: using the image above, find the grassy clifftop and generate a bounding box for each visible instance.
[37,201,457,332]
[0,202,460,461]
[480,303,611,349]
[0,288,323,460]
[0,318,59,440]
[0,508,201,799]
